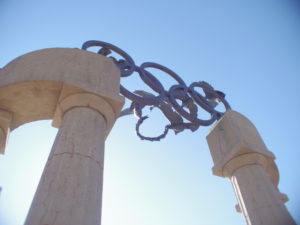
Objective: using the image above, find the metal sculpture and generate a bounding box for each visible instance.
[82,40,231,141]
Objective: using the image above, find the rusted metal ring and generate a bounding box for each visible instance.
[168,84,217,126]
[81,40,135,77]
[140,62,187,94]
[81,40,231,141]
[189,82,231,115]
[120,66,165,106]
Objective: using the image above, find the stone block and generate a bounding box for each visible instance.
[206,110,279,187]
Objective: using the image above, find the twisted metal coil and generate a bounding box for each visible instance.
[82,40,231,141]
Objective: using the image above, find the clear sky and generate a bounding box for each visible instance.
[0,0,299,225]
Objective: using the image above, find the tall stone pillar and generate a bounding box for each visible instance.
[0,109,13,154]
[0,48,124,225]
[24,92,115,225]
[206,110,296,225]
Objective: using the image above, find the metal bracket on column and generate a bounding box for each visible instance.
[82,40,231,141]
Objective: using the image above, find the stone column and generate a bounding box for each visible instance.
[25,92,117,225]
[0,109,13,154]
[206,110,296,225]
[0,48,124,225]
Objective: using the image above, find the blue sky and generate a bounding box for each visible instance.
[0,0,299,225]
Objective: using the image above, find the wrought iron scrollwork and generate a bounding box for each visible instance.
[82,40,231,141]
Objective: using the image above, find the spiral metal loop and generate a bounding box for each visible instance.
[81,40,231,141]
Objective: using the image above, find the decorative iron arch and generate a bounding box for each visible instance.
[82,40,231,141]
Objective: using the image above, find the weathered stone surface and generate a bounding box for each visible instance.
[232,164,295,225]
[52,85,117,138]
[0,48,124,154]
[0,49,124,224]
[206,110,296,225]
[0,48,123,103]
[24,107,106,225]
[206,110,276,179]
[0,109,13,153]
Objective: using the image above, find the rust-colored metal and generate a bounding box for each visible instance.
[82,40,231,141]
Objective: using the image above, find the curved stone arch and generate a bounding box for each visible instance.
[0,48,125,153]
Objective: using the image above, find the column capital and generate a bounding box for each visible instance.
[222,152,279,187]
[0,48,125,152]
[52,84,119,138]
[206,110,279,186]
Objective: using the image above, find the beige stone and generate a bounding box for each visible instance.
[0,48,125,224]
[0,109,13,153]
[206,110,296,225]
[206,110,276,181]
[52,85,117,138]
[231,164,295,225]
[0,48,123,104]
[24,107,106,225]
[0,48,124,153]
